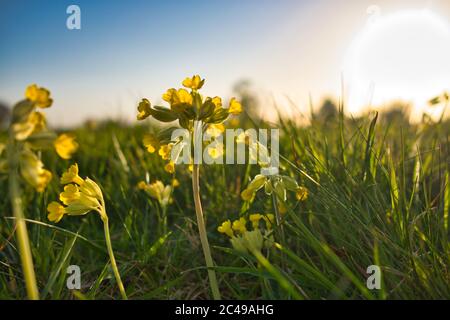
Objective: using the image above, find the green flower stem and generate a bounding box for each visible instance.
[192,164,221,300]
[7,136,39,300]
[101,215,128,300]
[271,193,286,243]
[271,192,287,271]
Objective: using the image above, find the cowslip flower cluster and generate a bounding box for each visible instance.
[137,179,178,207]
[47,164,105,223]
[19,149,52,193]
[241,174,308,203]
[136,75,240,300]
[2,84,78,300]
[218,214,275,254]
[47,163,127,299]
[137,75,242,173]
[54,133,79,160]
[5,84,78,193]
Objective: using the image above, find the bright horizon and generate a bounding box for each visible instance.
[1,0,449,126]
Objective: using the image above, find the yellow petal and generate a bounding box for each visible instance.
[232,217,247,234]
[47,201,66,223]
[143,134,159,153]
[296,186,309,201]
[59,184,81,205]
[137,98,152,120]
[54,133,78,160]
[249,213,263,229]
[25,84,53,108]
[158,144,173,160]
[176,88,193,104]
[218,220,234,237]
[137,181,148,190]
[162,88,177,104]
[60,163,83,185]
[36,169,52,193]
[164,161,175,174]
[228,98,242,115]
[182,75,205,90]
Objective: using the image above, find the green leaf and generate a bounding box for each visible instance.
[150,106,179,122]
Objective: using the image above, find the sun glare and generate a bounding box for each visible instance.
[345,10,450,118]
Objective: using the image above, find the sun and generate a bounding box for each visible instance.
[344,9,450,118]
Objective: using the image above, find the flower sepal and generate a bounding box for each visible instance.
[25,130,57,150]
[11,100,34,124]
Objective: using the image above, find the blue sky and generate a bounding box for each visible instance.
[1,0,449,125]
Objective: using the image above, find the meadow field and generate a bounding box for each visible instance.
[0,82,449,300]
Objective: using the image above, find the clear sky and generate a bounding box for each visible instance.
[1,0,449,126]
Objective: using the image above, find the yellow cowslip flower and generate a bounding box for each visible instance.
[28,111,47,132]
[249,213,263,229]
[217,220,234,238]
[138,180,173,206]
[137,98,152,120]
[79,177,103,200]
[207,143,224,159]
[164,161,175,174]
[59,184,81,205]
[206,123,225,137]
[175,89,193,105]
[228,117,240,128]
[146,180,165,201]
[137,181,148,190]
[60,163,84,185]
[240,174,267,201]
[13,111,47,141]
[36,169,52,193]
[52,188,99,216]
[158,144,173,160]
[263,214,275,229]
[172,178,180,187]
[47,201,66,223]
[25,84,53,108]
[232,217,247,234]
[228,98,242,115]
[188,163,193,172]
[64,192,101,215]
[54,133,78,159]
[211,96,222,110]
[219,215,273,253]
[182,75,205,90]
[162,88,177,104]
[19,149,52,192]
[162,88,193,107]
[296,186,309,201]
[46,163,126,299]
[143,133,159,153]
[241,188,255,201]
[51,168,103,219]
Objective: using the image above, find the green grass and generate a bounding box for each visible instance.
[0,108,449,299]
